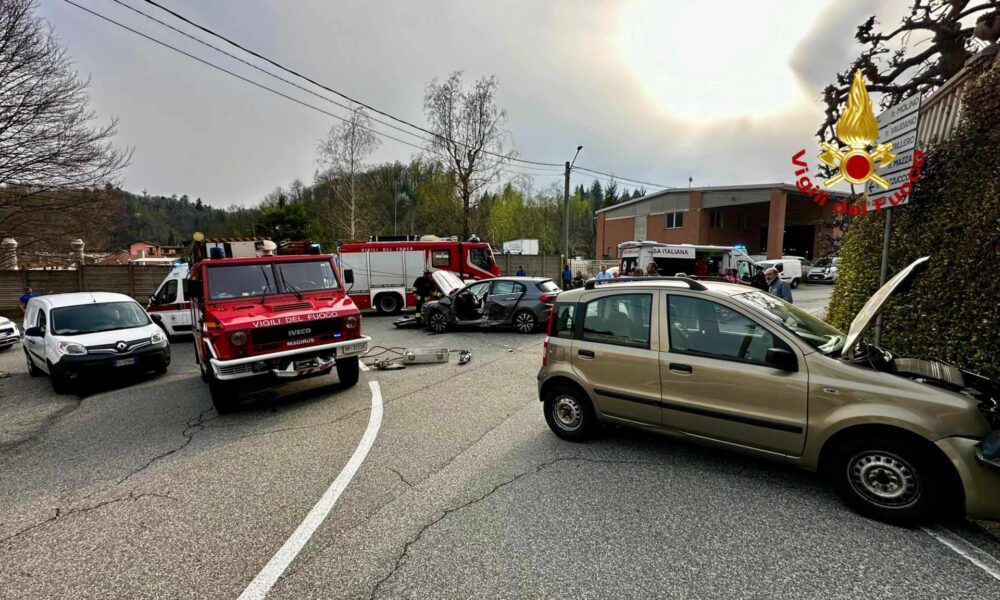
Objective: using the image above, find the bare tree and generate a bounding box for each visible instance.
[423,71,515,239]
[818,0,999,143]
[0,0,131,247]
[317,106,381,239]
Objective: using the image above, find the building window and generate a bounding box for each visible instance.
[710,210,724,228]
[737,211,748,230]
[664,211,684,229]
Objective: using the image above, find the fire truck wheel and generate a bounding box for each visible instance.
[375,293,402,315]
[209,378,240,414]
[336,356,360,387]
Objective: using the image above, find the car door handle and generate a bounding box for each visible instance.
[578,349,595,359]
[669,363,693,374]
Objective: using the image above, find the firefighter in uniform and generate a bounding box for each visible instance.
[413,269,436,323]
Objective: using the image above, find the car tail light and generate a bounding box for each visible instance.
[539,294,557,304]
[542,305,557,366]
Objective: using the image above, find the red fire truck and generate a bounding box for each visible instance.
[186,241,369,413]
[338,237,501,314]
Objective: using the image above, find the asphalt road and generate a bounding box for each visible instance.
[2,295,1000,599]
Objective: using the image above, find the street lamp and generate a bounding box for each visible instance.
[564,145,583,260]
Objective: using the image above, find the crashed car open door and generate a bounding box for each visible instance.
[484,280,525,322]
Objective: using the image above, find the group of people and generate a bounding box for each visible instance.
[558,261,793,303]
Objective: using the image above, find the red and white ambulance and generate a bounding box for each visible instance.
[338,236,501,314]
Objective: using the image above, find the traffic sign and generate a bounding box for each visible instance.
[866,96,922,208]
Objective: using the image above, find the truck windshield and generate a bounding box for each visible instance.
[207,264,277,299]
[51,301,150,335]
[276,261,340,292]
[469,248,493,270]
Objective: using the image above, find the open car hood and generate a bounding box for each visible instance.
[842,256,929,356]
[431,270,465,296]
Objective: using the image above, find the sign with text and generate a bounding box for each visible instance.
[866,95,922,208]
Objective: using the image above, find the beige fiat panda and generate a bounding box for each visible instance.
[537,257,1000,525]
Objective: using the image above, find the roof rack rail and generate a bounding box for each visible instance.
[583,276,708,291]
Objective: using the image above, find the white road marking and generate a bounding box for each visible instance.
[921,525,1000,583]
[237,381,384,599]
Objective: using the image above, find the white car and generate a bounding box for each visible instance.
[23,292,170,393]
[0,315,20,351]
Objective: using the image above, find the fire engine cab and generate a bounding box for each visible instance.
[186,237,369,413]
[338,236,500,314]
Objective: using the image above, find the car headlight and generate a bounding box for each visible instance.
[344,315,358,330]
[57,341,87,355]
[229,330,247,346]
[151,330,167,345]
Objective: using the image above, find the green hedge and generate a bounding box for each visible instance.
[827,63,1000,380]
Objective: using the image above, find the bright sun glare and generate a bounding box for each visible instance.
[617,0,816,122]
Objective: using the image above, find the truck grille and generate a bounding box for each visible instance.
[216,363,256,377]
[251,318,342,348]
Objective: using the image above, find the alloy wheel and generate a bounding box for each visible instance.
[514,312,536,333]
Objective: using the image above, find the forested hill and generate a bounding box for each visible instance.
[108,192,259,249]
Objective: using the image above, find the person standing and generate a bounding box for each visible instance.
[19,286,37,312]
[515,265,526,276]
[596,264,612,281]
[750,265,768,291]
[765,268,793,303]
[562,264,572,289]
[412,270,436,322]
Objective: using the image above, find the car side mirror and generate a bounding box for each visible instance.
[342,268,354,285]
[24,326,42,337]
[765,347,798,372]
[148,294,158,306]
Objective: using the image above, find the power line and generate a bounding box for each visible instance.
[108,0,431,147]
[61,0,431,152]
[573,166,671,190]
[66,0,678,192]
[137,0,565,169]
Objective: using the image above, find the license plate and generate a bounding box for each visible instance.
[341,342,368,355]
[114,357,137,367]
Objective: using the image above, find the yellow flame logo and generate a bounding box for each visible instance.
[819,70,896,188]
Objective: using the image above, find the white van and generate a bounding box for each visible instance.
[757,258,804,288]
[23,292,170,393]
[147,264,192,336]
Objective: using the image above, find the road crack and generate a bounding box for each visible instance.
[116,407,218,484]
[0,490,176,549]
[368,453,580,599]
[388,466,415,488]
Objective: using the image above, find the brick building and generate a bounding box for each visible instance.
[595,183,851,260]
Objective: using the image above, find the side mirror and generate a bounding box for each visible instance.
[24,326,42,337]
[148,295,158,306]
[183,279,203,301]
[765,347,798,372]
[342,268,354,285]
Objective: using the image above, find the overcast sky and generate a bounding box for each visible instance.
[38,0,913,207]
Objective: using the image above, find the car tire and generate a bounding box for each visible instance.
[790,278,800,289]
[25,350,42,377]
[375,293,402,315]
[824,434,945,525]
[543,385,597,442]
[427,310,448,333]
[209,377,240,414]
[336,356,360,387]
[513,310,538,334]
[48,361,72,394]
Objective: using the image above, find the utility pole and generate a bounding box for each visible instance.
[563,161,570,260]
[564,145,583,260]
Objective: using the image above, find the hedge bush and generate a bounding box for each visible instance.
[826,62,1000,380]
